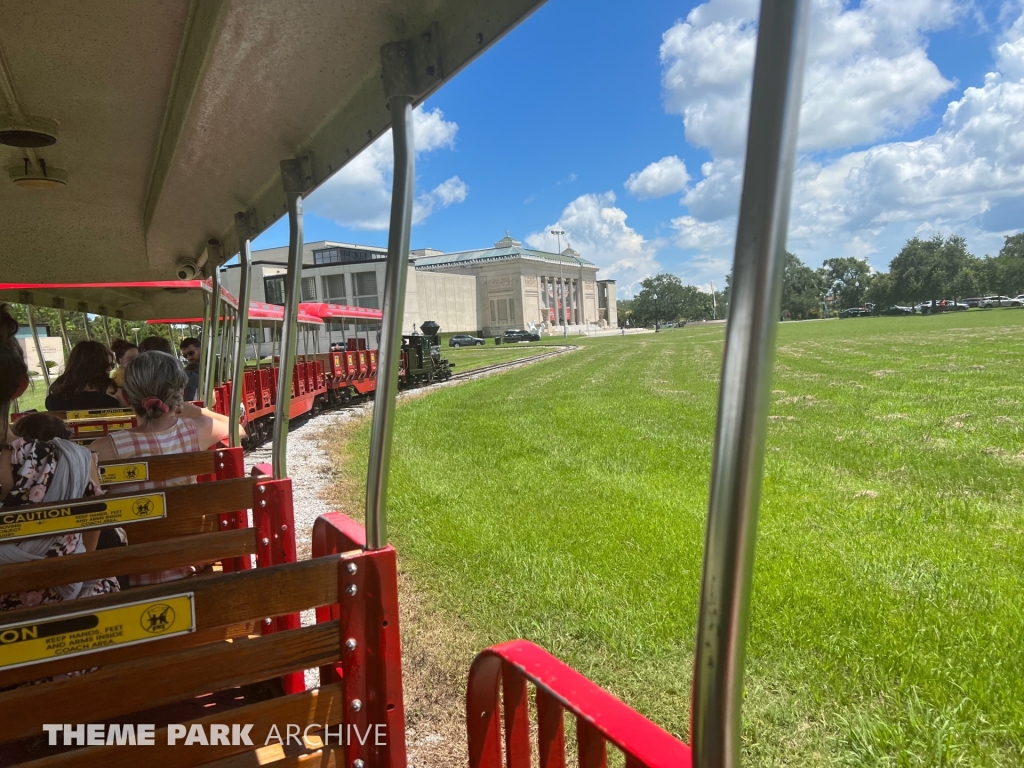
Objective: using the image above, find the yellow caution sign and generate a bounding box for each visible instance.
[66,409,136,421]
[0,493,166,542]
[74,421,133,435]
[0,593,195,670]
[98,462,150,484]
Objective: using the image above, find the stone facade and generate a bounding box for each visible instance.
[220,234,617,348]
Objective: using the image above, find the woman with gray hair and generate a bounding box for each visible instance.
[90,351,237,584]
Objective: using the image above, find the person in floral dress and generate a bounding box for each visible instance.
[0,304,119,612]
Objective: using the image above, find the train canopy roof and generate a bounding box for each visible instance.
[299,303,384,321]
[0,280,235,321]
[0,0,544,284]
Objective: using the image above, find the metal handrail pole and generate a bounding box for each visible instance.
[272,158,309,480]
[365,94,415,551]
[691,1,810,766]
[56,308,72,359]
[199,290,213,400]
[23,300,51,389]
[203,247,223,404]
[230,214,254,448]
[101,314,112,346]
[80,307,92,341]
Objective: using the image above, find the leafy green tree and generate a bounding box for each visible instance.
[889,235,978,303]
[864,272,896,309]
[781,252,825,319]
[633,274,687,325]
[982,233,1024,295]
[820,257,873,309]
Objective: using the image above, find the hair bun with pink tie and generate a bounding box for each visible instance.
[141,396,170,413]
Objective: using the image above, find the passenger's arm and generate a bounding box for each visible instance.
[89,435,117,462]
[181,402,239,449]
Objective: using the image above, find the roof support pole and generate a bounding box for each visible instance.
[79,303,91,341]
[691,2,810,766]
[21,294,51,389]
[230,212,255,448]
[202,242,224,406]
[272,157,311,480]
[199,290,212,400]
[364,95,414,551]
[53,300,72,359]
[100,313,112,346]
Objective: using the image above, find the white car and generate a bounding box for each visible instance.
[979,295,1023,308]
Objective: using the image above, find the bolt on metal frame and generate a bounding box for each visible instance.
[691,1,811,766]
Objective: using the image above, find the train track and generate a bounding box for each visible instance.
[444,344,578,383]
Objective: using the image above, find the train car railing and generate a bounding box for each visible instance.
[467,640,692,768]
[312,511,408,768]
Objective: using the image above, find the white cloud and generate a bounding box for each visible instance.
[305,107,466,230]
[525,192,661,294]
[625,156,691,198]
[414,176,468,223]
[660,0,1024,282]
[660,0,959,157]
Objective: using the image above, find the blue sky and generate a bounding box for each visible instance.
[253,0,1024,297]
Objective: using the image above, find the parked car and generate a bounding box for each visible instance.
[964,297,984,308]
[838,307,872,318]
[448,334,485,347]
[914,300,969,313]
[878,305,916,316]
[979,295,1023,308]
[503,329,541,343]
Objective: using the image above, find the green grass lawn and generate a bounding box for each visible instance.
[333,310,1024,766]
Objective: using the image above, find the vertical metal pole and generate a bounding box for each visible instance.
[23,299,51,389]
[80,307,92,341]
[230,213,253,448]
[57,308,72,359]
[365,95,414,551]
[691,2,810,767]
[202,244,224,405]
[100,314,112,346]
[272,158,310,480]
[119,317,128,341]
[199,291,213,400]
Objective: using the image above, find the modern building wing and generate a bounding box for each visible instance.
[221,233,617,345]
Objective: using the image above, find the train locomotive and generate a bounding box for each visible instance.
[401,320,454,386]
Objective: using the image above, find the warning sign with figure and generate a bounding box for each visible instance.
[66,409,136,421]
[98,462,150,484]
[0,593,195,670]
[0,492,167,542]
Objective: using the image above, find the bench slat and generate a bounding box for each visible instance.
[0,621,257,690]
[2,555,341,631]
[0,620,341,743]
[0,528,258,595]
[18,682,345,768]
[98,450,219,485]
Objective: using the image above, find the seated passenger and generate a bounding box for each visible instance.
[89,351,238,584]
[110,339,139,389]
[139,335,200,400]
[44,340,121,411]
[180,336,202,374]
[11,412,72,441]
[0,306,119,612]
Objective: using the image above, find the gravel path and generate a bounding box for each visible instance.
[240,345,578,725]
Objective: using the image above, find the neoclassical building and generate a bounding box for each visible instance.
[413,233,617,336]
[221,232,617,344]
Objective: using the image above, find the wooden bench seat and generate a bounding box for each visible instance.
[0,489,407,768]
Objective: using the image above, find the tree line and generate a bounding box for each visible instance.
[7,304,186,356]
[619,232,1023,325]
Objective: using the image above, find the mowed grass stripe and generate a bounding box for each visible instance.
[335,311,1024,766]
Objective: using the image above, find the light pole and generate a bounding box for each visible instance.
[653,291,660,332]
[550,228,566,337]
